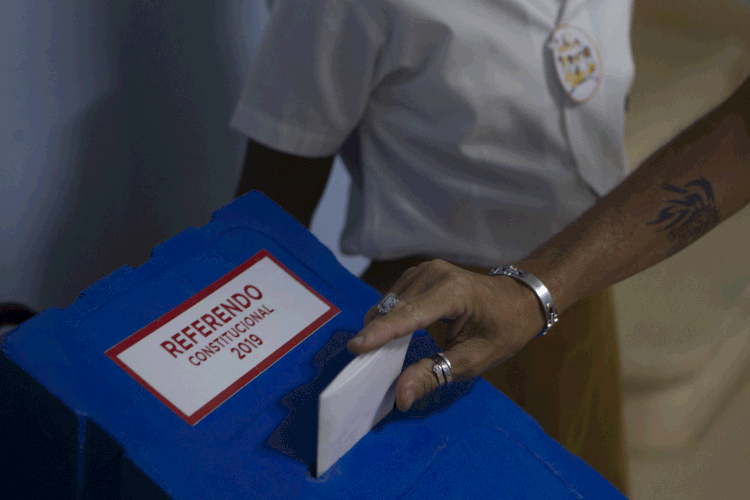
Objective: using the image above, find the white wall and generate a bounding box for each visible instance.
[0,0,273,311]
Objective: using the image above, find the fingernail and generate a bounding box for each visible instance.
[403,388,415,411]
[349,336,364,347]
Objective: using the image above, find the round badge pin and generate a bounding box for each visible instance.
[547,24,602,104]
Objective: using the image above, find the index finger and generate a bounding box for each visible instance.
[348,290,461,353]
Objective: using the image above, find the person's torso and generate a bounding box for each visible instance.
[340,0,635,266]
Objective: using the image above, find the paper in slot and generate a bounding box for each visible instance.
[316,333,413,477]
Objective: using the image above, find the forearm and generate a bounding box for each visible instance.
[236,138,335,228]
[518,76,750,313]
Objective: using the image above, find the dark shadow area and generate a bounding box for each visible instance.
[0,349,79,500]
[0,347,172,499]
[1,302,171,499]
[117,451,173,500]
[0,302,37,326]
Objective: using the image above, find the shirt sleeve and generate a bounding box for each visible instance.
[231,0,387,157]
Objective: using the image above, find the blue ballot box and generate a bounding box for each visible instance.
[1,192,626,499]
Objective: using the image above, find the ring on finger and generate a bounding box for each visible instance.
[376,292,400,315]
[431,352,453,388]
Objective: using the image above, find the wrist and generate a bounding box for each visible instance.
[488,265,559,337]
[509,257,579,317]
[485,271,547,343]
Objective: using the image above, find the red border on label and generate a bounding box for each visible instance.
[105,249,340,425]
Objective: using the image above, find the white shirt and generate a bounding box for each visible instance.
[231,0,635,267]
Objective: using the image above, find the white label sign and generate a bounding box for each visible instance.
[106,249,339,425]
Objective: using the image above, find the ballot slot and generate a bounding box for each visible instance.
[317,332,414,477]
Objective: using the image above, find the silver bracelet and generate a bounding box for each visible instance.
[488,265,559,337]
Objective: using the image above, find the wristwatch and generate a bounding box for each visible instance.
[488,265,559,337]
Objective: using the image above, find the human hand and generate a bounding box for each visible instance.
[347,259,548,412]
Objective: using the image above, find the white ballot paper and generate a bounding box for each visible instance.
[316,333,414,477]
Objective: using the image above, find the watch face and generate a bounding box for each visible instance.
[548,24,602,104]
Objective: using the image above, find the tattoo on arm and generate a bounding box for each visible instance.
[647,176,720,252]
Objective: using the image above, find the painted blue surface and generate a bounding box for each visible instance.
[2,192,626,499]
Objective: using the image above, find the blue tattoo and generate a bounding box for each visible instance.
[647,177,719,248]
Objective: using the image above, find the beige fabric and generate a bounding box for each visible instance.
[483,286,629,494]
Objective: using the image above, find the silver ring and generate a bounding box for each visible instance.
[432,362,446,387]
[431,353,453,388]
[376,292,400,315]
[435,352,453,383]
